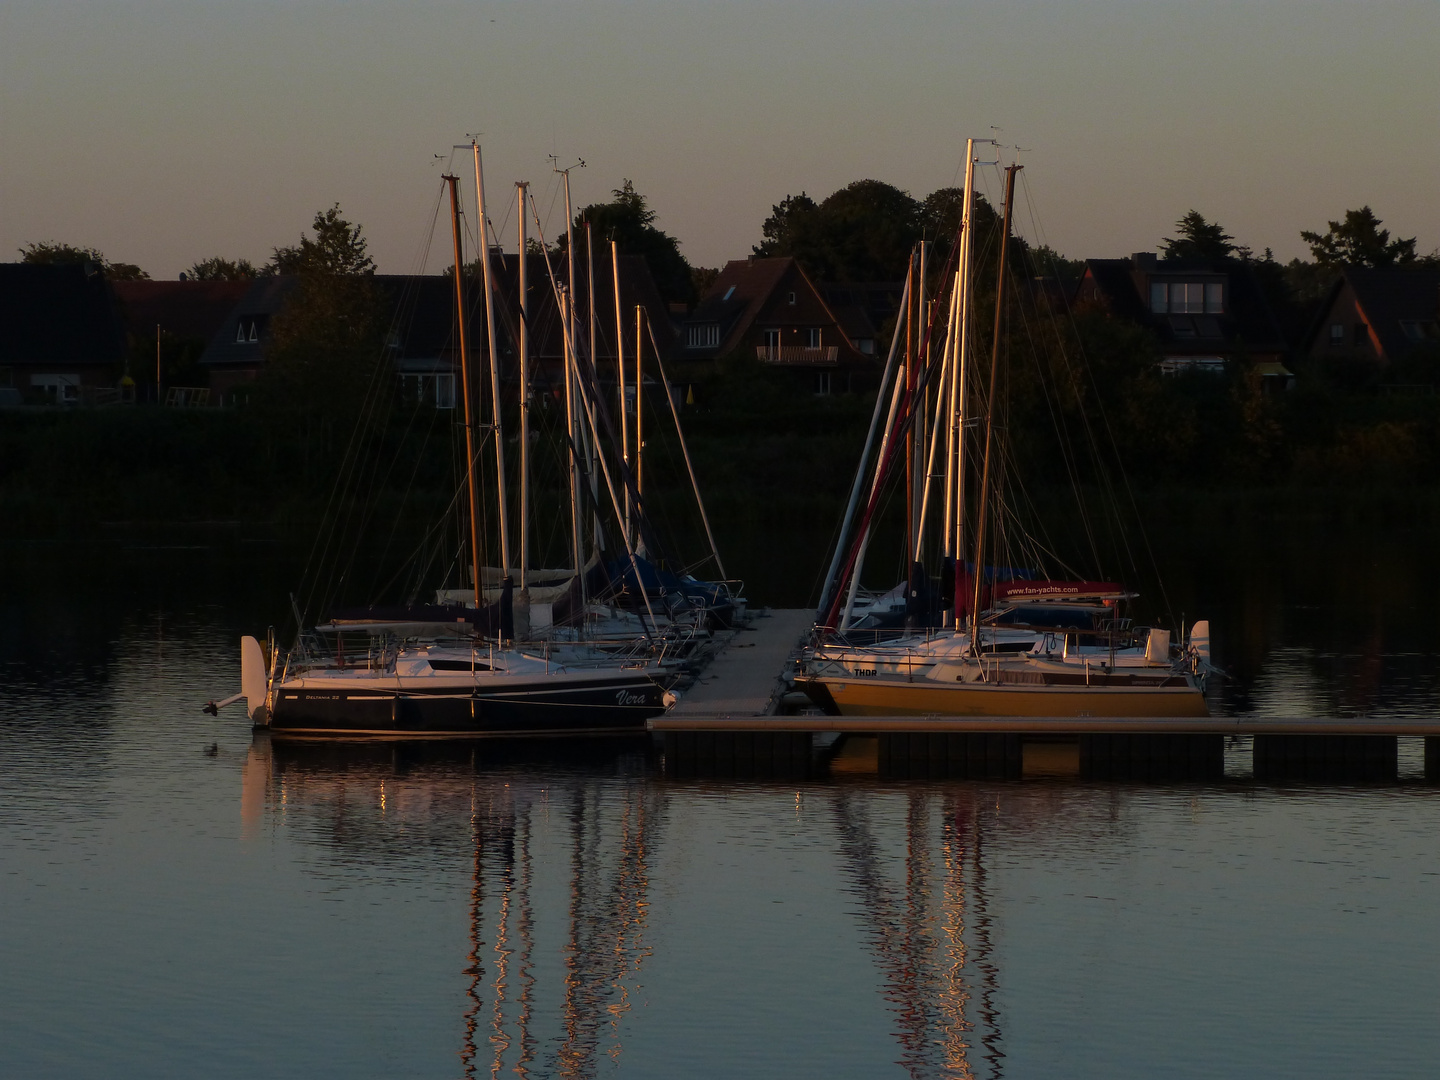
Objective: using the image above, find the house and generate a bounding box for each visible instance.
[1076,253,1290,383]
[681,257,874,394]
[113,279,252,401]
[0,263,128,404]
[1303,267,1440,367]
[195,255,677,409]
[198,275,299,401]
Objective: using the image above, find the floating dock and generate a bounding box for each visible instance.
[655,613,1440,782]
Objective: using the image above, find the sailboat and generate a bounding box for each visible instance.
[232,158,697,737]
[797,150,1212,718]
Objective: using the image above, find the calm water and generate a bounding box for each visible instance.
[4,512,1440,1078]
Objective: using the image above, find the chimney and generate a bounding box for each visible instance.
[1132,252,1158,271]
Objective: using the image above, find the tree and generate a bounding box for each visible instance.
[1301,206,1418,268]
[755,180,924,283]
[254,205,386,478]
[569,181,693,305]
[19,241,150,280]
[268,204,376,277]
[188,257,259,281]
[1160,211,1237,262]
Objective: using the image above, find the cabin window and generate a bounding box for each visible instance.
[807,328,822,348]
[1330,323,1345,344]
[687,323,719,349]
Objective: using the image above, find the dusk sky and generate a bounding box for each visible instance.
[3,0,1436,279]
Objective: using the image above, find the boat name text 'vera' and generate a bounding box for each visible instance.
[615,690,652,706]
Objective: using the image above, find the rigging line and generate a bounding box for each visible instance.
[1009,262,1103,574]
[291,180,449,627]
[1018,172,1168,613]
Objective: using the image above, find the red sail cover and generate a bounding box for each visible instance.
[993,580,1127,601]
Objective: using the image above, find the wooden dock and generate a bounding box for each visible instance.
[653,625,1440,782]
[668,608,815,717]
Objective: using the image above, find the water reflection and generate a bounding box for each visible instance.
[244,736,664,1078]
[831,788,1003,1079]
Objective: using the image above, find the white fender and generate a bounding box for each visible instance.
[1189,621,1211,667]
[241,636,269,723]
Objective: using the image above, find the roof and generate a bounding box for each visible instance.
[111,280,252,342]
[198,276,299,369]
[1077,256,1287,357]
[0,262,127,368]
[1316,267,1440,360]
[686,257,870,361]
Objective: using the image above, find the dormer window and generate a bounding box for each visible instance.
[687,323,720,349]
[1150,281,1224,315]
[248,321,259,343]
[235,321,246,344]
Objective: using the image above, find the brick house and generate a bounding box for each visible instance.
[681,257,875,394]
[0,263,127,404]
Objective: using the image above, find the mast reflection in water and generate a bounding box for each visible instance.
[243,736,664,1079]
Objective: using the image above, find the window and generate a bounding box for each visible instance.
[787,291,796,305]
[722,286,736,302]
[1150,282,1167,313]
[687,323,719,349]
[1400,320,1440,342]
[399,373,456,409]
[235,321,246,344]
[813,371,832,396]
[1330,323,1345,344]
[1151,280,1224,315]
[806,328,822,348]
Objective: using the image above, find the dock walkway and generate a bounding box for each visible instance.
[669,608,814,717]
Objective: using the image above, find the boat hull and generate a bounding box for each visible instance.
[265,671,667,737]
[798,674,1209,718]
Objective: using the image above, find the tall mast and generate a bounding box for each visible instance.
[556,163,584,581]
[444,175,482,609]
[516,182,530,585]
[635,304,645,554]
[946,139,978,623]
[611,240,630,547]
[903,252,917,592]
[585,222,602,558]
[969,163,1021,647]
[471,147,510,576]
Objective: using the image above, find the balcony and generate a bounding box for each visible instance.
[756,345,839,366]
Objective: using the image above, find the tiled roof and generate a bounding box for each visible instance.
[112,280,251,342]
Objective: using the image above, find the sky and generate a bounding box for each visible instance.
[2,0,1437,280]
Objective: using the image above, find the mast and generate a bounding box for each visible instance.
[969,163,1021,648]
[444,175,483,609]
[516,182,530,587]
[635,303,645,554]
[585,222,602,558]
[472,147,510,577]
[556,162,585,579]
[611,240,630,547]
